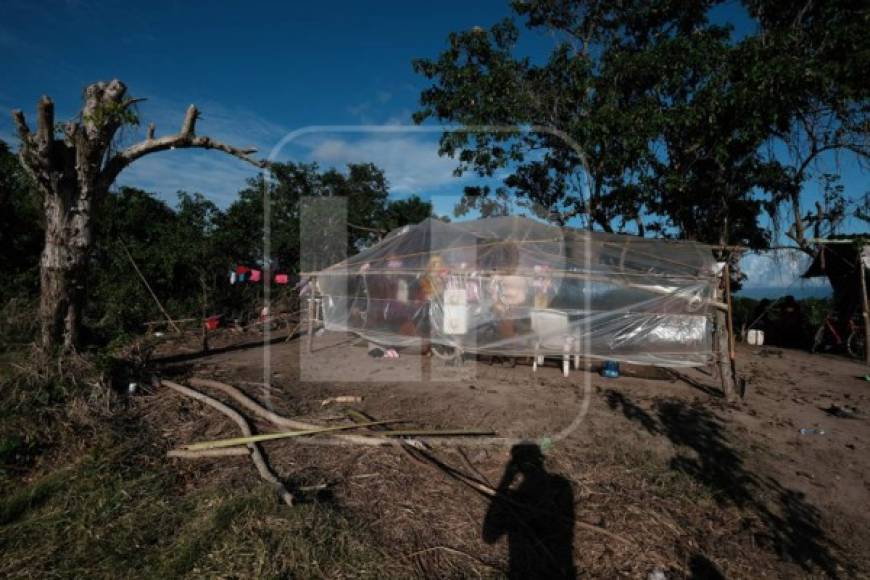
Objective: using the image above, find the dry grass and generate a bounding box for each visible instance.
[2,349,860,579]
[0,355,390,580]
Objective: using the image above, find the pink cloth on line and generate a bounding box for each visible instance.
[250,269,262,282]
[275,274,289,285]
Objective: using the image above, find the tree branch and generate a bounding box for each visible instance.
[122,96,146,110]
[11,110,30,141]
[36,95,54,146]
[180,104,198,137]
[98,104,268,190]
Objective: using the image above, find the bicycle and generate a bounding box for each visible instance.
[812,312,865,359]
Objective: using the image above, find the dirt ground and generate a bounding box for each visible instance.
[151,330,870,578]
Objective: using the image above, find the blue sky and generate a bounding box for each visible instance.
[0,0,863,289]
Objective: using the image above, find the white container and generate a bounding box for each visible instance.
[443,288,468,335]
[747,329,765,346]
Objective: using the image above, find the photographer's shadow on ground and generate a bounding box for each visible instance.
[483,443,576,579]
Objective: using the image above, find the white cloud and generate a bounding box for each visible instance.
[1,89,469,207]
[116,149,264,207]
[112,96,287,207]
[307,134,464,194]
[739,250,825,287]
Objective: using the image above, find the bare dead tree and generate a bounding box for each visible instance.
[11,79,268,352]
[779,106,869,253]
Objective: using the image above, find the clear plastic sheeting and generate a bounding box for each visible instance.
[312,217,720,367]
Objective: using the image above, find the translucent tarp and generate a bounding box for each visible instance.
[313,217,720,367]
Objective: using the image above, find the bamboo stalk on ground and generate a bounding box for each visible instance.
[167,447,250,459]
[183,420,403,450]
[379,429,495,437]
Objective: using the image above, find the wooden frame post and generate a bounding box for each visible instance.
[306,285,316,354]
[716,262,738,401]
[858,253,870,365]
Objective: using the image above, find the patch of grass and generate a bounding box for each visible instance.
[0,360,383,579]
[0,362,389,579]
[0,446,387,579]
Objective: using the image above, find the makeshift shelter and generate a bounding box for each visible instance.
[307,217,727,369]
[803,235,870,363]
[803,236,870,315]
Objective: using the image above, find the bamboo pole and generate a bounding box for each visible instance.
[380,429,496,438]
[167,447,250,459]
[120,241,182,334]
[183,420,401,451]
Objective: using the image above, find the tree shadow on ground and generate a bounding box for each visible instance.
[605,389,659,434]
[606,390,844,578]
[483,443,576,579]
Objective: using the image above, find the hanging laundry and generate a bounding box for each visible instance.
[238,271,249,283]
[250,269,262,282]
[275,273,289,285]
[235,265,251,275]
[229,271,237,285]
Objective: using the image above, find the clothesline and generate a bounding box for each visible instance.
[230,264,290,285]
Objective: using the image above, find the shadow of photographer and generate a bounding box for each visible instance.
[483,443,576,579]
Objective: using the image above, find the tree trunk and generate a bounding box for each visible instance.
[39,185,95,350]
[12,79,266,353]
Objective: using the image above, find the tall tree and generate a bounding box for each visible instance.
[743,0,869,252]
[11,80,267,352]
[412,0,867,248]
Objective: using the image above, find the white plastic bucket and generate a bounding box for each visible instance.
[747,329,764,346]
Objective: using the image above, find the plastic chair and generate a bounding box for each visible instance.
[531,309,576,377]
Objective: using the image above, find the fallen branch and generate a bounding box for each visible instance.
[188,377,392,447]
[161,380,294,506]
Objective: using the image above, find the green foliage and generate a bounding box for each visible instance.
[1,138,433,347]
[81,164,432,341]
[0,141,41,303]
[81,100,139,130]
[413,0,867,247]
[217,161,433,273]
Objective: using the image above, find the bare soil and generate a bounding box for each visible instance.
[151,331,870,578]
